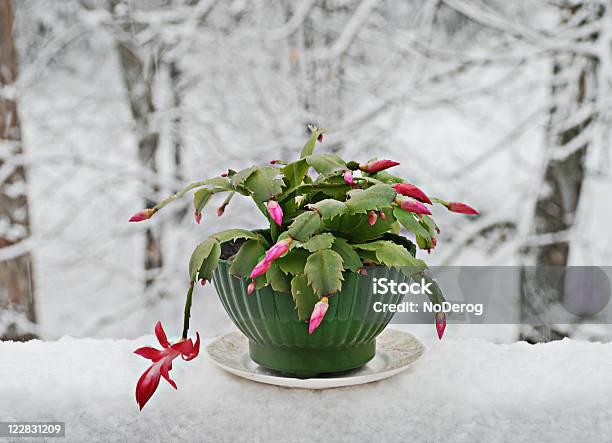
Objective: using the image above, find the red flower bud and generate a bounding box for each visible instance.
[379,211,387,221]
[357,267,368,276]
[200,279,207,286]
[249,260,271,279]
[448,202,479,215]
[391,183,432,204]
[216,206,225,217]
[436,312,446,340]
[368,211,378,226]
[220,170,229,177]
[399,199,432,215]
[194,211,202,224]
[317,133,323,143]
[359,159,399,173]
[247,281,256,295]
[309,296,329,334]
[266,200,283,226]
[129,208,155,222]
[264,238,292,263]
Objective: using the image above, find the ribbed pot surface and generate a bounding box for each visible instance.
[212,260,406,376]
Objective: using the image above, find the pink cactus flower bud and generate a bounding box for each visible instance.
[270,160,279,164]
[317,133,323,143]
[448,202,479,215]
[264,238,292,263]
[399,199,432,215]
[249,259,272,279]
[343,170,354,185]
[216,206,225,217]
[220,170,229,177]
[357,267,368,276]
[309,296,329,334]
[194,211,202,224]
[367,211,378,226]
[359,159,399,173]
[200,279,207,286]
[391,183,432,204]
[267,200,283,226]
[379,211,387,221]
[129,208,155,222]
[431,237,438,248]
[247,281,256,295]
[436,312,446,340]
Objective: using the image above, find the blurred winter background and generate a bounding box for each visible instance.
[1,0,611,343]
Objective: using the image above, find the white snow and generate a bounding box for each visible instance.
[1,326,611,443]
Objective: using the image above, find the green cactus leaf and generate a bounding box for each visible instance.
[346,184,396,214]
[304,249,344,296]
[302,233,335,252]
[290,274,320,321]
[287,211,321,241]
[229,239,266,278]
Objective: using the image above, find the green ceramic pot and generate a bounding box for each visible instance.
[212,260,406,377]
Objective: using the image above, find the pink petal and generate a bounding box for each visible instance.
[266,200,283,226]
[264,239,291,263]
[249,259,272,279]
[134,347,164,362]
[343,171,354,185]
[135,361,163,410]
[171,339,194,356]
[155,321,171,349]
[160,358,177,390]
[184,333,200,361]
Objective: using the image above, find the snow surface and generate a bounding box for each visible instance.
[1,326,611,443]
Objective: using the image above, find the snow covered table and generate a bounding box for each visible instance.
[1,328,611,442]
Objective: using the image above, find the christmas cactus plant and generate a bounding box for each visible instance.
[130,125,478,409]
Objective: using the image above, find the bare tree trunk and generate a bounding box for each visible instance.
[0,0,37,341]
[117,42,164,291]
[520,3,602,343]
[168,60,187,221]
[283,0,348,147]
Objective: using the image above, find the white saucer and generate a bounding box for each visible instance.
[205,328,425,389]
